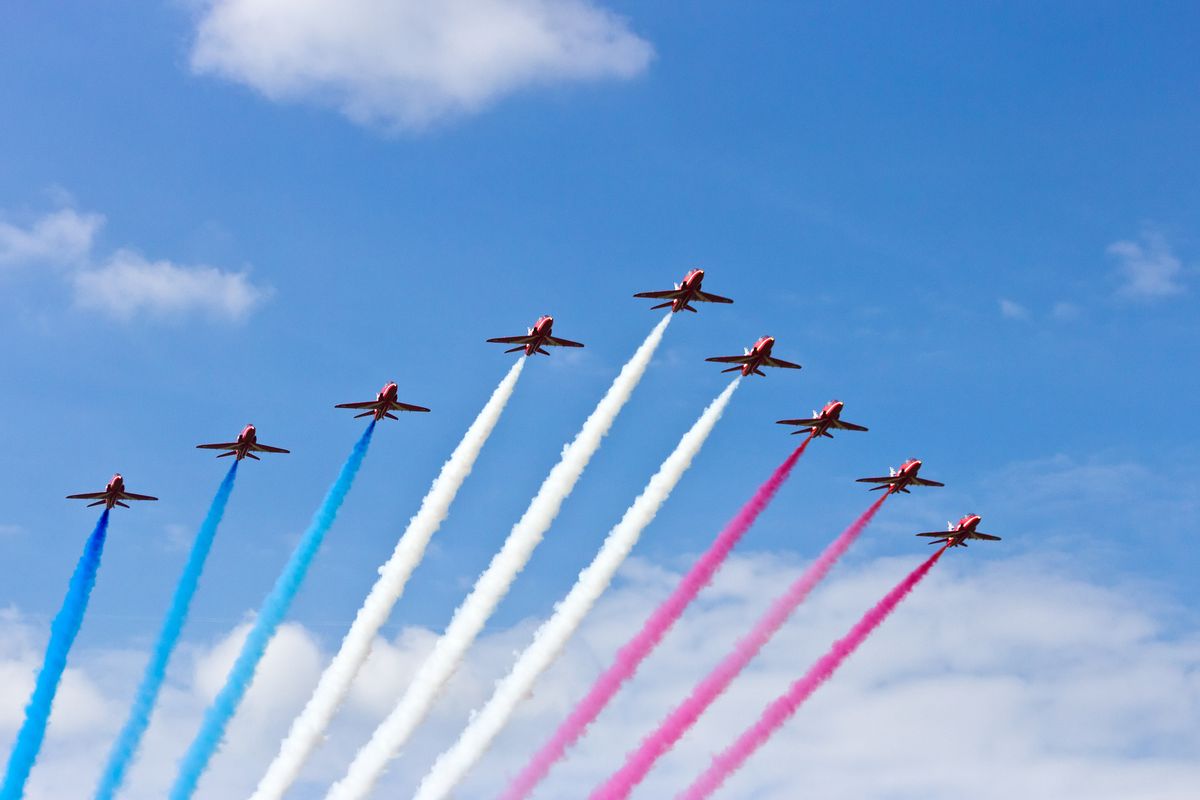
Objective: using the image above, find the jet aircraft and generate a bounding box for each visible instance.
[776,400,868,438]
[336,382,431,421]
[196,424,290,461]
[706,336,802,376]
[67,474,158,509]
[856,459,944,494]
[916,514,1001,547]
[487,315,584,356]
[633,268,733,313]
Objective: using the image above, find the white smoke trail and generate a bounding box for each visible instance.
[413,379,739,800]
[249,359,526,800]
[327,314,672,800]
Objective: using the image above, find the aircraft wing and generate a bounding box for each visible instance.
[120,492,158,501]
[390,401,432,413]
[694,290,734,304]
[776,417,818,426]
[911,477,945,487]
[545,336,584,348]
[66,491,108,500]
[252,443,291,453]
[764,356,803,370]
[487,335,535,345]
[914,531,949,538]
[196,442,238,450]
[968,532,1001,541]
[706,354,751,364]
[633,289,683,300]
[335,401,380,409]
[832,420,869,432]
[855,476,896,484]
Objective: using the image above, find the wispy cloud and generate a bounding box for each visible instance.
[998,298,1030,320]
[1108,229,1187,302]
[0,209,104,269]
[189,0,654,131]
[73,250,270,323]
[0,204,270,323]
[1051,301,1081,321]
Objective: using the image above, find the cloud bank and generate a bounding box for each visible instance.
[189,0,654,130]
[0,551,1195,799]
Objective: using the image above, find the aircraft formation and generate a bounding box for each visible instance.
[20,266,1006,800]
[67,267,999,549]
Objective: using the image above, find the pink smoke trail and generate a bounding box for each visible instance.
[591,494,889,800]
[501,438,813,800]
[677,545,949,800]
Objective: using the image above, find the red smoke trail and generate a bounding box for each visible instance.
[501,438,813,800]
[677,546,949,800]
[591,495,888,800]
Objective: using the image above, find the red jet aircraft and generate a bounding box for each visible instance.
[196,424,290,461]
[776,400,868,438]
[633,268,734,313]
[856,459,944,494]
[916,514,1001,547]
[67,474,158,509]
[487,315,584,357]
[336,382,431,421]
[706,336,802,376]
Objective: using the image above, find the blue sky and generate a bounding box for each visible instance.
[0,2,1197,798]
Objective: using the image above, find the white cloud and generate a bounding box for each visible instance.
[998,298,1030,320]
[0,209,104,268]
[189,0,654,130]
[0,205,270,323]
[73,249,270,323]
[0,551,1196,799]
[1108,230,1187,301]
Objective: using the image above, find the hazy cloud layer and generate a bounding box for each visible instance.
[190,0,654,130]
[0,206,269,323]
[0,551,1195,799]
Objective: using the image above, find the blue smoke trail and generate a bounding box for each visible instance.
[169,422,376,800]
[1,511,110,800]
[94,463,239,800]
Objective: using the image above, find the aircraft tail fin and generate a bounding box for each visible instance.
[650,301,673,310]
[87,499,106,507]
[720,366,742,374]
[384,412,399,420]
[354,410,375,419]
[116,501,130,508]
[504,345,526,354]
[216,450,235,458]
[247,452,260,461]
